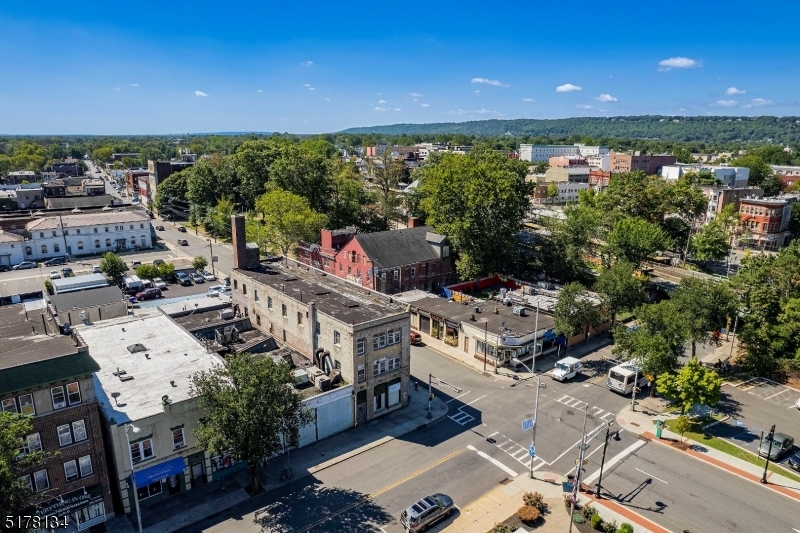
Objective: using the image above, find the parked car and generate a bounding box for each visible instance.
[796,397,800,410]
[131,261,142,268]
[177,239,188,246]
[400,494,455,532]
[410,331,422,345]
[177,226,187,233]
[153,259,165,266]
[13,261,37,270]
[152,277,167,290]
[207,285,225,295]
[788,451,800,472]
[49,270,62,279]
[758,432,794,460]
[201,270,216,281]
[136,288,162,301]
[174,272,192,286]
[155,225,165,231]
[61,267,74,277]
[44,256,67,266]
[190,272,205,284]
[0,265,9,272]
[91,265,102,274]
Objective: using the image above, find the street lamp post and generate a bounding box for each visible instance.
[511,358,546,479]
[207,238,215,276]
[761,424,776,484]
[594,422,619,497]
[124,424,143,533]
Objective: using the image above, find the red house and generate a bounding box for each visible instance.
[298,220,455,294]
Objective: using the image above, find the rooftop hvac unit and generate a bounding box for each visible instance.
[292,368,309,386]
[315,375,331,392]
[306,365,324,381]
[219,309,235,320]
[214,325,240,344]
[512,306,526,316]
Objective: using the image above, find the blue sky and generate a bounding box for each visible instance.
[1,0,799,135]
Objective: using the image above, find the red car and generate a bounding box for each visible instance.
[136,288,162,301]
[410,331,422,345]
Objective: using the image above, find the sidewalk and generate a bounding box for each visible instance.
[616,401,800,502]
[106,383,449,533]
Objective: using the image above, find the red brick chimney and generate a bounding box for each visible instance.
[232,214,247,269]
[321,229,333,250]
[407,216,422,228]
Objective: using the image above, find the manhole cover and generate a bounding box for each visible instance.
[586,414,595,420]
[567,410,574,415]
[499,478,513,485]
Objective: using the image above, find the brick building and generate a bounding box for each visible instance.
[589,169,611,189]
[610,152,677,175]
[737,197,793,249]
[229,215,412,423]
[0,304,113,529]
[297,220,455,294]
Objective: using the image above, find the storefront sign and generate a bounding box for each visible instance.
[430,314,444,323]
[499,335,522,346]
[36,486,102,517]
[445,320,459,329]
[133,456,186,487]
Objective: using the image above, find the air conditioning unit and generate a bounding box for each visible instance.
[306,365,324,381]
[315,375,331,392]
[292,368,309,386]
[219,309,234,320]
[512,306,526,316]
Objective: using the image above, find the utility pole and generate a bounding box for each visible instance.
[427,374,462,420]
[761,424,776,484]
[728,313,739,359]
[567,405,589,533]
[631,368,639,411]
[483,320,488,374]
[595,422,617,497]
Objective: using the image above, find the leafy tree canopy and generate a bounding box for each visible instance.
[100,252,128,284]
[656,359,723,414]
[254,187,328,258]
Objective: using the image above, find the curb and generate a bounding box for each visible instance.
[580,491,673,533]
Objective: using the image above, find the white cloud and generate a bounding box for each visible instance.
[521,98,535,102]
[473,90,480,95]
[595,93,617,102]
[303,83,311,87]
[374,106,389,111]
[477,108,497,114]
[308,87,315,91]
[257,89,263,93]
[300,61,313,66]
[726,87,746,95]
[556,84,582,92]
[114,87,120,91]
[194,90,208,97]
[658,57,701,71]
[324,98,330,101]
[420,103,429,107]
[394,108,401,111]
[445,109,466,115]
[576,104,593,110]
[744,98,773,108]
[679,108,686,112]
[130,83,138,87]
[471,77,509,87]
[410,92,423,97]
[714,100,738,107]
[378,99,387,104]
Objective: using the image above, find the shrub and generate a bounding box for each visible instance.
[44,279,54,295]
[582,504,598,520]
[591,514,603,530]
[491,524,515,533]
[564,494,577,509]
[522,491,547,512]
[192,256,209,271]
[603,520,618,533]
[617,523,634,533]
[572,514,586,524]
[517,505,540,523]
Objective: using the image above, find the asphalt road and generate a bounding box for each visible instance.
[153,220,234,277]
[598,441,799,533]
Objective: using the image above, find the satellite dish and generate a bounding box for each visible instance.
[111,392,121,406]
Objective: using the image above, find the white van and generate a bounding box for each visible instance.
[607,363,648,395]
[123,275,144,294]
[552,357,582,381]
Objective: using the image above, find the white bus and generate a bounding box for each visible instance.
[607,363,648,395]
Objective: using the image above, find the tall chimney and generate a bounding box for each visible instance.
[232,214,247,269]
[407,216,422,228]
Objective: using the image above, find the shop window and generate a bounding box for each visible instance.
[173,428,185,449]
[137,480,162,500]
[334,330,341,345]
[75,502,105,528]
[211,452,239,473]
[130,438,154,464]
[357,338,365,355]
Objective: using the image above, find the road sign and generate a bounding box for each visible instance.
[212,256,219,263]
[528,446,536,457]
[522,418,533,431]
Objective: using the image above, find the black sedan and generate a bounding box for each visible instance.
[788,451,800,472]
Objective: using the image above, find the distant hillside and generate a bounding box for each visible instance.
[341,116,800,144]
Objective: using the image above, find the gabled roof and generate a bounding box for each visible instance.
[355,226,448,269]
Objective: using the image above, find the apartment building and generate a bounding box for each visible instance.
[0,304,113,529]
[662,164,750,187]
[230,215,411,423]
[519,144,609,163]
[532,182,589,204]
[610,152,676,175]
[544,166,590,184]
[771,165,800,190]
[738,197,793,249]
[700,185,764,224]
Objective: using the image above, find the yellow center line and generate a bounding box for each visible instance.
[293,448,466,533]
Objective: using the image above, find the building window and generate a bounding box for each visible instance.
[105,227,109,232]
[57,424,74,447]
[410,267,416,278]
[297,311,303,325]
[315,322,320,335]
[140,236,146,247]
[333,330,341,345]
[339,263,343,272]
[387,356,401,371]
[254,290,259,302]
[137,481,162,500]
[381,272,386,281]
[64,459,79,482]
[357,338,366,355]
[373,333,387,350]
[234,280,238,290]
[93,239,101,249]
[357,365,366,382]
[281,304,287,317]
[33,469,49,492]
[77,241,84,250]
[130,225,134,230]
[387,329,401,345]
[20,433,42,455]
[267,296,272,309]
[52,231,57,237]
[105,238,111,247]
[173,428,185,449]
[140,223,144,229]
[72,420,88,442]
[130,236,136,245]
[41,244,47,254]
[51,386,67,409]
[25,246,32,256]
[373,358,387,377]
[393,270,399,281]
[94,227,98,233]
[130,438,154,464]
[66,382,81,404]
[18,394,35,416]
[243,284,247,295]
[256,314,261,326]
[79,455,93,477]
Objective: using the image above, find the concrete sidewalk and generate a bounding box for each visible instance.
[106,383,450,533]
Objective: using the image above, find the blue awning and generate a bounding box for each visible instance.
[133,457,186,487]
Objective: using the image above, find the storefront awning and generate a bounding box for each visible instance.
[133,456,186,486]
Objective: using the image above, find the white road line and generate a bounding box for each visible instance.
[487,431,499,438]
[446,391,472,403]
[591,406,604,414]
[600,412,615,421]
[635,467,668,484]
[583,439,646,485]
[464,394,488,406]
[762,389,790,400]
[532,461,546,471]
[467,445,518,477]
[789,403,799,409]
[512,448,528,459]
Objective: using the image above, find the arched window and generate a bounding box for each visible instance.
[41,245,47,254]
[54,244,60,253]
[77,241,84,250]
[105,239,111,247]
[130,236,136,244]
[25,246,32,256]
[94,240,101,249]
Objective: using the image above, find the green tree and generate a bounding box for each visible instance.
[546,182,559,202]
[207,197,234,239]
[672,146,694,164]
[328,163,371,230]
[153,171,188,210]
[135,264,160,280]
[92,146,113,164]
[553,282,601,346]
[419,150,533,279]
[593,261,646,326]
[671,278,737,358]
[605,217,670,267]
[690,221,731,263]
[372,151,406,230]
[787,202,800,237]
[233,138,287,209]
[255,188,328,258]
[673,415,692,445]
[186,154,234,207]
[730,154,772,188]
[269,142,335,213]
[100,252,128,285]
[192,256,209,271]
[656,359,723,415]
[532,161,549,174]
[1,411,46,522]
[157,262,175,279]
[190,352,313,492]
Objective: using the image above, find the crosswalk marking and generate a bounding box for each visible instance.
[555,394,616,423]
[449,410,475,426]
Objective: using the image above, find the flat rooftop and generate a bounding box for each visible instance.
[0,304,81,370]
[405,296,555,338]
[234,260,407,326]
[77,314,224,424]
